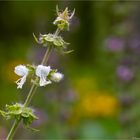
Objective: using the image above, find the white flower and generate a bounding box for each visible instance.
[50,72,64,82]
[36,65,51,86]
[14,65,29,89]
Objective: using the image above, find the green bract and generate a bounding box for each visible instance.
[0,103,38,127]
[38,34,69,48]
[33,33,73,53]
[26,64,36,75]
[47,69,57,79]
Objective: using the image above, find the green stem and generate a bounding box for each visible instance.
[23,84,38,107]
[6,118,21,140]
[41,45,52,65]
[6,28,60,140]
[41,28,60,65]
[54,28,61,36]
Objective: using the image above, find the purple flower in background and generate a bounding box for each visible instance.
[60,108,71,122]
[120,57,134,66]
[105,37,124,52]
[70,16,80,31]
[129,36,140,53]
[35,48,46,63]
[45,90,57,102]
[119,112,131,125]
[62,89,78,102]
[32,109,47,127]
[119,94,134,106]
[117,65,134,81]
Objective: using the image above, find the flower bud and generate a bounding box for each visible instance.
[50,72,64,82]
[53,6,75,31]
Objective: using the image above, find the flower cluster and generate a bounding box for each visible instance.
[14,64,64,89]
[0,103,38,130]
[34,33,69,48]
[33,32,73,54]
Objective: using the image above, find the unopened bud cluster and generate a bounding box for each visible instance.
[53,6,75,31]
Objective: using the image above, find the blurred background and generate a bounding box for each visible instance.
[0,1,140,139]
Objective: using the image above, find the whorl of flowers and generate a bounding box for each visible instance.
[14,64,64,88]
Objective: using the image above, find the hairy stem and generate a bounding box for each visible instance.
[6,28,60,140]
